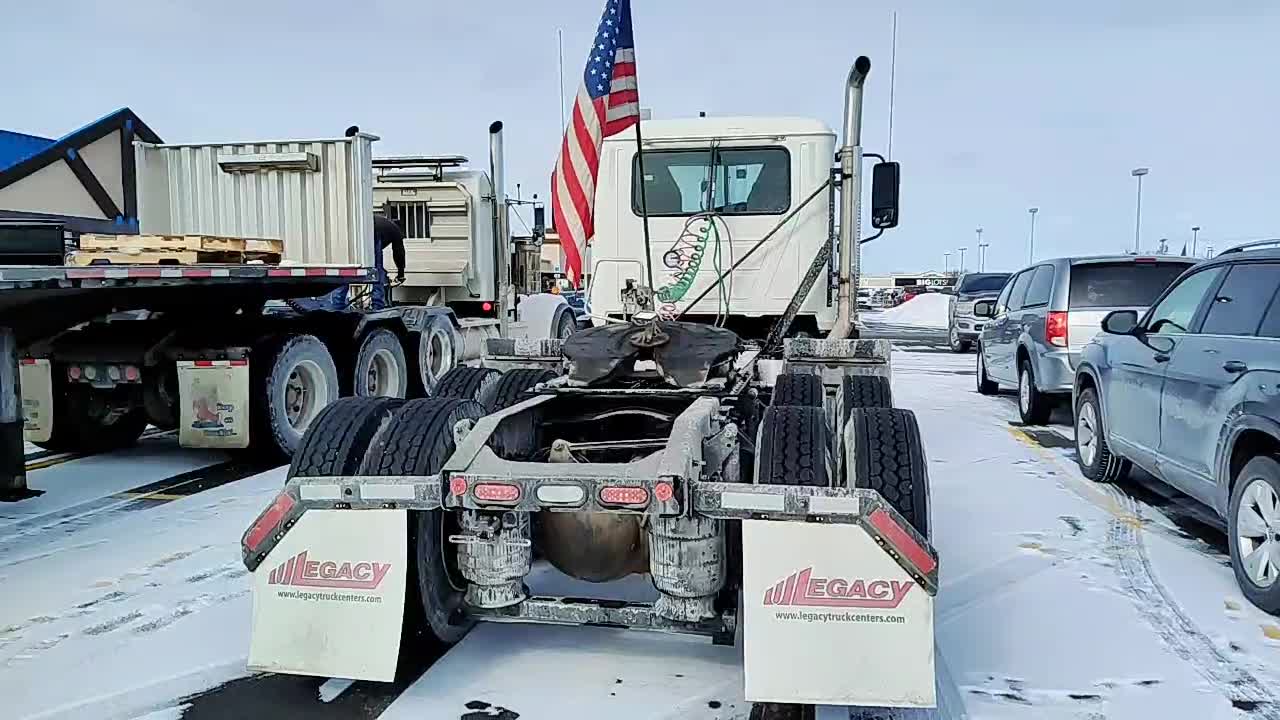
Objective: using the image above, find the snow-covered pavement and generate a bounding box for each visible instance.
[2,345,1279,719]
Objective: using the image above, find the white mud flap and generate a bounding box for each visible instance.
[249,509,408,681]
[19,359,52,443]
[742,520,936,708]
[177,360,250,449]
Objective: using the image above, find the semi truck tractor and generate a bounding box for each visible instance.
[239,56,938,713]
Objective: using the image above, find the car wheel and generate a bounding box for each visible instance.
[1018,360,1052,425]
[1074,388,1129,483]
[1228,456,1280,614]
[976,346,998,395]
[949,326,971,353]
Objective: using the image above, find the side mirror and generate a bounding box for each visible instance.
[972,299,995,318]
[870,161,900,229]
[1102,310,1139,335]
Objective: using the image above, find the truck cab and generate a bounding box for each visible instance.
[588,117,836,338]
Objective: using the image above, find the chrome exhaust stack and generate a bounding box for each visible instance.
[489,121,511,336]
[830,56,871,340]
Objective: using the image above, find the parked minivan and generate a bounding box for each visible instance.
[973,255,1197,424]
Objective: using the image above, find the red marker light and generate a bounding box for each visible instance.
[654,481,674,503]
[244,492,297,552]
[473,483,520,503]
[599,486,649,506]
[449,475,469,496]
[482,302,493,312]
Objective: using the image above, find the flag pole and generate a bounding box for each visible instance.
[633,120,657,295]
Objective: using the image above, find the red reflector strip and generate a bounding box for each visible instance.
[599,486,649,506]
[869,508,936,575]
[182,268,214,278]
[19,358,36,365]
[128,267,163,278]
[194,360,214,367]
[338,267,362,277]
[244,493,297,552]
[305,267,329,277]
[473,483,521,502]
[230,359,248,367]
[268,268,293,277]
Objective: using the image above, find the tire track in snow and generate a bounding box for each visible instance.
[1007,423,1280,717]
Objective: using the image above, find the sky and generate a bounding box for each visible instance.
[3,0,1278,275]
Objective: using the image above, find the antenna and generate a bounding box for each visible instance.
[557,28,567,132]
[887,11,898,159]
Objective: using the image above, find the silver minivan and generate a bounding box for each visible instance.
[973,255,1197,424]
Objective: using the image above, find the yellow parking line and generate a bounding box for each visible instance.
[112,492,188,502]
[1005,426,1143,529]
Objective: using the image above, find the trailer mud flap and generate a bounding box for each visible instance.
[742,520,936,708]
[248,509,407,681]
[177,360,250,448]
[19,359,52,443]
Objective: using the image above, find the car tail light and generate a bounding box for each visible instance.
[599,486,649,506]
[1133,257,1157,264]
[868,508,937,575]
[67,365,82,380]
[244,492,297,553]
[473,483,521,503]
[1046,311,1069,348]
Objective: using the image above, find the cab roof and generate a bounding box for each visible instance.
[604,116,834,143]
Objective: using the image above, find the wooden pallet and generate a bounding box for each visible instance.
[72,234,283,266]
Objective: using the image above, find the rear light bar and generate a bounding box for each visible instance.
[1046,311,1068,348]
[473,483,521,504]
[244,492,297,553]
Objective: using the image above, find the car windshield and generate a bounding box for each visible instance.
[957,274,1010,294]
[1068,262,1191,308]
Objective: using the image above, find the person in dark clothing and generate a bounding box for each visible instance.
[292,212,406,312]
[375,213,406,283]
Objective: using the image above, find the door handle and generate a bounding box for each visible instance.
[1154,353,1171,363]
[1223,360,1248,374]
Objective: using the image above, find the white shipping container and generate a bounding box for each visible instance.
[135,134,378,268]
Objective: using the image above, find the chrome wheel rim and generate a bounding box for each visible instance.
[284,360,326,432]
[1077,401,1098,467]
[1019,369,1032,414]
[1237,479,1280,588]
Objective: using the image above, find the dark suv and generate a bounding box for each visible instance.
[947,272,1010,352]
[1074,242,1280,612]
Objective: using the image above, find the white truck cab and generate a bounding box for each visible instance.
[588,117,836,336]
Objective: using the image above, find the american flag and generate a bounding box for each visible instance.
[551,0,640,285]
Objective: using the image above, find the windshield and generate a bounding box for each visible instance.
[1068,262,1192,308]
[957,273,1011,294]
[632,147,790,216]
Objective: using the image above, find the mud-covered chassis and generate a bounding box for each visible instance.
[241,328,937,644]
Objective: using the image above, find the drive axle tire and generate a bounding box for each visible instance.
[288,396,404,480]
[770,373,823,408]
[416,316,458,395]
[756,405,831,487]
[481,368,557,459]
[844,407,930,538]
[353,328,408,399]
[252,334,340,459]
[433,366,501,405]
[840,374,892,425]
[360,398,486,646]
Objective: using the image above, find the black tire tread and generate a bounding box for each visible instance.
[288,396,404,479]
[362,397,484,476]
[482,368,557,411]
[757,405,830,487]
[432,366,500,404]
[481,368,558,459]
[841,375,892,421]
[848,407,930,537]
[771,373,823,407]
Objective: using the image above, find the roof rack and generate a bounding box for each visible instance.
[372,155,468,169]
[1219,239,1280,255]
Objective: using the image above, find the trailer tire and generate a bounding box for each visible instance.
[433,367,502,405]
[481,368,557,459]
[844,407,930,538]
[756,405,831,487]
[840,374,892,426]
[287,396,404,480]
[416,316,458,394]
[142,369,179,430]
[252,334,339,459]
[770,373,823,407]
[554,307,577,340]
[353,328,408,399]
[360,398,486,646]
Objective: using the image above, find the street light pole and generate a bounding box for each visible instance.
[1028,207,1038,263]
[978,242,990,271]
[1158,238,1168,254]
[1205,244,1215,258]
[944,252,951,274]
[1192,226,1200,257]
[958,246,968,273]
[1131,167,1149,254]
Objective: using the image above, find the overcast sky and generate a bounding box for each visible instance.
[3,0,1278,274]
